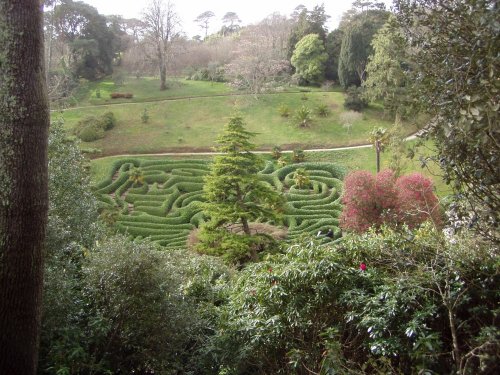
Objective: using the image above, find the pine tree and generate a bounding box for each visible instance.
[198,115,283,263]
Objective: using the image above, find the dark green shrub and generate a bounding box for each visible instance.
[344,86,368,111]
[78,123,105,142]
[212,227,499,374]
[100,111,116,130]
[42,235,230,375]
[73,112,116,142]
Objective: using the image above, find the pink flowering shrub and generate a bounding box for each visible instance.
[340,170,441,232]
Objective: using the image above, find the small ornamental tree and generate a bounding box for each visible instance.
[293,168,311,189]
[340,170,399,232]
[340,170,440,232]
[396,173,441,228]
[369,127,389,172]
[128,167,144,186]
[198,115,283,263]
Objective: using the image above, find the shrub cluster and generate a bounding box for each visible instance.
[212,226,499,374]
[344,85,368,112]
[110,92,133,99]
[185,65,226,82]
[73,111,116,142]
[41,235,230,375]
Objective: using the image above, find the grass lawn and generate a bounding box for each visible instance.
[70,77,234,107]
[58,77,416,156]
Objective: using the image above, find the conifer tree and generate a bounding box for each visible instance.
[198,115,283,263]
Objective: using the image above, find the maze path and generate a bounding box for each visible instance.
[96,159,344,249]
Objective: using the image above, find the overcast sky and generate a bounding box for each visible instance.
[82,0,393,38]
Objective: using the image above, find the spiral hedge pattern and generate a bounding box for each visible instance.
[96,159,345,249]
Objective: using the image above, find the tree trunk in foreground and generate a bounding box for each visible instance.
[0,0,49,373]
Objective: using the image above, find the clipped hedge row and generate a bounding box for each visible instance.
[96,157,345,248]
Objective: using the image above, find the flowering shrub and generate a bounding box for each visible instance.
[340,170,441,232]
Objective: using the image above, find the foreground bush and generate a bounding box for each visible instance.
[211,226,499,374]
[40,235,230,374]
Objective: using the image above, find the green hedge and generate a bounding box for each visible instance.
[96,173,130,195]
[96,157,346,248]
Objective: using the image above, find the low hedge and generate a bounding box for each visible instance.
[96,158,346,247]
[110,92,133,99]
[96,173,130,195]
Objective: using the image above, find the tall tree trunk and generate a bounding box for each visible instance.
[0,1,49,374]
[241,217,258,261]
[241,217,251,236]
[160,63,167,90]
[158,44,167,91]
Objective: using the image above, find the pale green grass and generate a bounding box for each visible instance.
[71,77,233,107]
[59,89,413,156]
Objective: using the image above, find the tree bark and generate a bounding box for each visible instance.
[159,62,167,90]
[0,1,49,374]
[158,44,167,91]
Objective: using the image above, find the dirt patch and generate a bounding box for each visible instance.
[187,222,288,249]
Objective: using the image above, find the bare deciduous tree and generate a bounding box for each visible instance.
[225,14,292,97]
[143,0,179,90]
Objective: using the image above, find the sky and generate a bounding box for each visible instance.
[83,0,393,38]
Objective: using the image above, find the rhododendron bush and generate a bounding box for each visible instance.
[340,170,441,232]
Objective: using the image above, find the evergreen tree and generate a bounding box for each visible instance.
[291,33,328,86]
[198,115,283,263]
[288,4,329,59]
[338,9,389,88]
[363,15,411,120]
[325,29,343,81]
[395,0,499,241]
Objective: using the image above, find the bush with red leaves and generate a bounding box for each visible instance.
[110,92,133,99]
[396,173,441,229]
[340,170,441,233]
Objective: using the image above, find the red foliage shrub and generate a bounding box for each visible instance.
[395,173,442,228]
[110,92,133,99]
[340,170,441,233]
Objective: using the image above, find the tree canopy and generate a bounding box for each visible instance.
[394,0,500,241]
[338,8,389,88]
[363,15,410,120]
[291,33,328,86]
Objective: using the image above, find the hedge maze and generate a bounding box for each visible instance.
[95,158,345,249]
